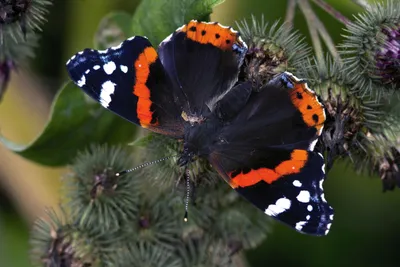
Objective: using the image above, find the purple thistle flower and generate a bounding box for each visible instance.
[375,25,400,87]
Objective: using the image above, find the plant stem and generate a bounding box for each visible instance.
[351,0,372,10]
[285,0,297,28]
[298,0,325,66]
[315,17,340,60]
[310,0,351,25]
[305,0,340,59]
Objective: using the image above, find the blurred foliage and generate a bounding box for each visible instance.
[0,0,400,267]
[0,82,136,166]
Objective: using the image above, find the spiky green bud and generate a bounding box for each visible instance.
[30,209,101,267]
[236,16,310,87]
[341,0,400,97]
[115,242,181,267]
[0,0,51,37]
[133,133,220,190]
[64,145,139,233]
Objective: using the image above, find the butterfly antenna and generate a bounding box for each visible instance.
[183,168,190,222]
[115,156,173,177]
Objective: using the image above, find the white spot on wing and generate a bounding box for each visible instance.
[161,33,173,44]
[293,180,302,187]
[217,22,230,29]
[296,190,310,203]
[70,55,76,60]
[321,193,326,202]
[99,81,116,108]
[295,221,307,231]
[265,197,291,216]
[111,41,123,50]
[120,65,128,73]
[309,138,318,151]
[77,75,86,87]
[306,215,311,220]
[307,205,313,211]
[321,164,326,174]
[128,36,135,41]
[329,214,334,220]
[276,198,291,209]
[319,179,324,190]
[85,69,90,74]
[103,61,116,75]
[238,36,248,48]
[78,51,83,55]
[175,25,185,32]
[93,65,100,70]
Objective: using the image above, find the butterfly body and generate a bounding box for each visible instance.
[66,20,334,236]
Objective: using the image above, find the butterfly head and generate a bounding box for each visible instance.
[177,144,197,167]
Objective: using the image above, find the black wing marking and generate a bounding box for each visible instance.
[158,20,248,117]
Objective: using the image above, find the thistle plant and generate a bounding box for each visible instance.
[0,0,51,101]
[0,0,399,266]
[341,0,400,96]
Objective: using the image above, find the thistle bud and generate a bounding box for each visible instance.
[375,24,400,87]
[297,58,367,168]
[341,0,400,96]
[63,145,139,232]
[236,16,310,88]
[30,209,96,267]
[0,0,51,38]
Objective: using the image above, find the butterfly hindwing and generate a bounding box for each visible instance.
[209,149,333,236]
[66,36,183,137]
[207,72,332,235]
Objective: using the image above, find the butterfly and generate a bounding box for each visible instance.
[66,20,333,236]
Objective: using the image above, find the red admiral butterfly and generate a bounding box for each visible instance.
[66,20,333,236]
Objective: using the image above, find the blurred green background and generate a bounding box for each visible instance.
[0,0,399,266]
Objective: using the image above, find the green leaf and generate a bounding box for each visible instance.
[131,0,225,45]
[0,83,137,166]
[95,11,134,50]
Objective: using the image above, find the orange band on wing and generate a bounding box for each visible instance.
[229,150,308,188]
[133,47,159,127]
[180,20,245,50]
[289,82,325,134]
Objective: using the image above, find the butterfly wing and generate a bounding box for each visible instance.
[209,72,333,236]
[209,149,333,236]
[66,36,183,137]
[157,20,248,116]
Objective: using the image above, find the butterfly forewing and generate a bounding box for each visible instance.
[66,36,184,137]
